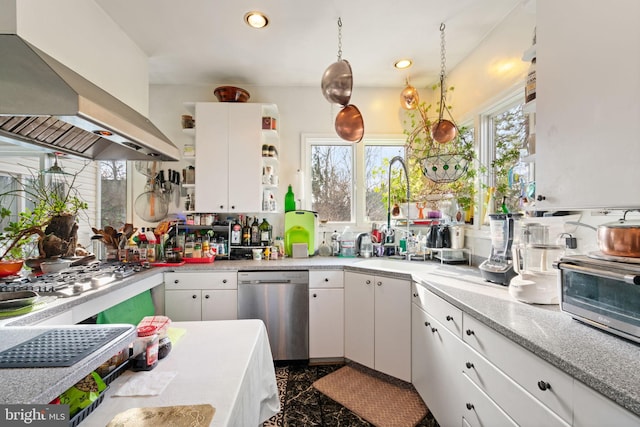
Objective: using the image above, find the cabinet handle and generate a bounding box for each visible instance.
[219,205,224,209]
[446,315,453,321]
[174,280,179,284]
[466,329,475,336]
[430,327,438,333]
[222,279,227,284]
[377,281,382,286]
[537,381,551,391]
[205,294,210,299]
[231,205,236,210]
[324,278,329,282]
[366,280,371,285]
[192,294,197,299]
[313,293,317,298]
[466,403,474,411]
[413,292,418,298]
[465,362,474,369]
[537,195,546,202]
[424,321,431,327]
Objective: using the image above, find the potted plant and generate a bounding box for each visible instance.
[0,163,88,264]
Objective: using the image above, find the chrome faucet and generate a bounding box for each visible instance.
[386,156,411,249]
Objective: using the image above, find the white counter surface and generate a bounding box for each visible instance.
[84,319,279,427]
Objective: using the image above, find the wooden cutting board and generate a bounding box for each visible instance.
[107,404,215,426]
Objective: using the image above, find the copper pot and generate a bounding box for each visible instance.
[597,210,640,257]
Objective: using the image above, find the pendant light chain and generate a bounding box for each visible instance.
[337,17,343,61]
[438,22,447,120]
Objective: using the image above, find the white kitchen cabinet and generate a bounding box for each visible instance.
[573,380,640,427]
[164,271,237,321]
[462,340,570,427]
[309,270,344,359]
[412,303,464,427]
[535,0,640,209]
[462,373,518,427]
[194,102,278,213]
[463,314,573,424]
[344,271,411,382]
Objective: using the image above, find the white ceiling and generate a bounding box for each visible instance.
[95,0,527,89]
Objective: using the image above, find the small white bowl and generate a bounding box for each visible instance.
[41,260,73,274]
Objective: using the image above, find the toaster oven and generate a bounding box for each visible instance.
[554,254,640,344]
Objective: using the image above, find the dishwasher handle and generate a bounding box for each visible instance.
[240,279,293,285]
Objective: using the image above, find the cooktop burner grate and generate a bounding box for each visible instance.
[0,326,131,368]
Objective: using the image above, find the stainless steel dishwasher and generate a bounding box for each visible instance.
[237,270,309,361]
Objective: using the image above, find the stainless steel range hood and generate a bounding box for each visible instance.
[0,34,180,161]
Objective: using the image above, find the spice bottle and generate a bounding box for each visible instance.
[131,325,159,371]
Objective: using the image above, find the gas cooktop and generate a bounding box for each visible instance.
[0,262,148,298]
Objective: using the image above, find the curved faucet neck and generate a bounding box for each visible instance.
[387,156,411,236]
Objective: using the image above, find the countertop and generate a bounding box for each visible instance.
[0,256,638,417]
[0,324,136,404]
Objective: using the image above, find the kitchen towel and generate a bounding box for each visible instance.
[107,404,215,427]
[113,370,177,397]
[96,289,155,325]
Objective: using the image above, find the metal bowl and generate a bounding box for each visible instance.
[41,259,73,274]
[213,86,250,102]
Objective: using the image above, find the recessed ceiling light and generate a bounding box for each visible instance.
[244,11,269,29]
[394,59,413,70]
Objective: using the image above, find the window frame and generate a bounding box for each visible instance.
[302,133,406,228]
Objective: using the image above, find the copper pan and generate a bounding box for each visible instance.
[335,104,364,143]
[597,210,640,257]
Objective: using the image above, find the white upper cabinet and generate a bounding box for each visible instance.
[535,0,640,209]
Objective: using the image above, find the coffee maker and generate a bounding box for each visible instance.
[479,213,523,285]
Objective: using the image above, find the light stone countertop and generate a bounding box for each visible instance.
[0,256,638,417]
[0,324,135,404]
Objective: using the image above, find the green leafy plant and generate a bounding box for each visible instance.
[0,164,88,261]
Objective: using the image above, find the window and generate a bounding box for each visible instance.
[304,135,405,225]
[99,161,127,228]
[483,95,528,213]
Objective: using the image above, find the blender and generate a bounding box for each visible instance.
[509,223,565,304]
[479,213,523,285]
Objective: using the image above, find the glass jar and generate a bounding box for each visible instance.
[131,326,159,371]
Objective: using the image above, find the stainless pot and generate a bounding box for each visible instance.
[597,210,640,257]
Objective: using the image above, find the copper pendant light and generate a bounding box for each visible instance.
[400,78,420,110]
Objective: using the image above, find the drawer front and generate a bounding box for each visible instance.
[463,344,570,427]
[309,270,344,289]
[463,314,573,423]
[462,373,518,427]
[164,272,237,290]
[411,282,462,337]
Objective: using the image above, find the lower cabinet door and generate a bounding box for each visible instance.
[461,373,518,427]
[202,290,238,321]
[573,380,640,427]
[165,289,202,321]
[412,303,463,427]
[309,288,344,358]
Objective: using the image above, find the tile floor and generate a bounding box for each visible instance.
[264,363,440,427]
